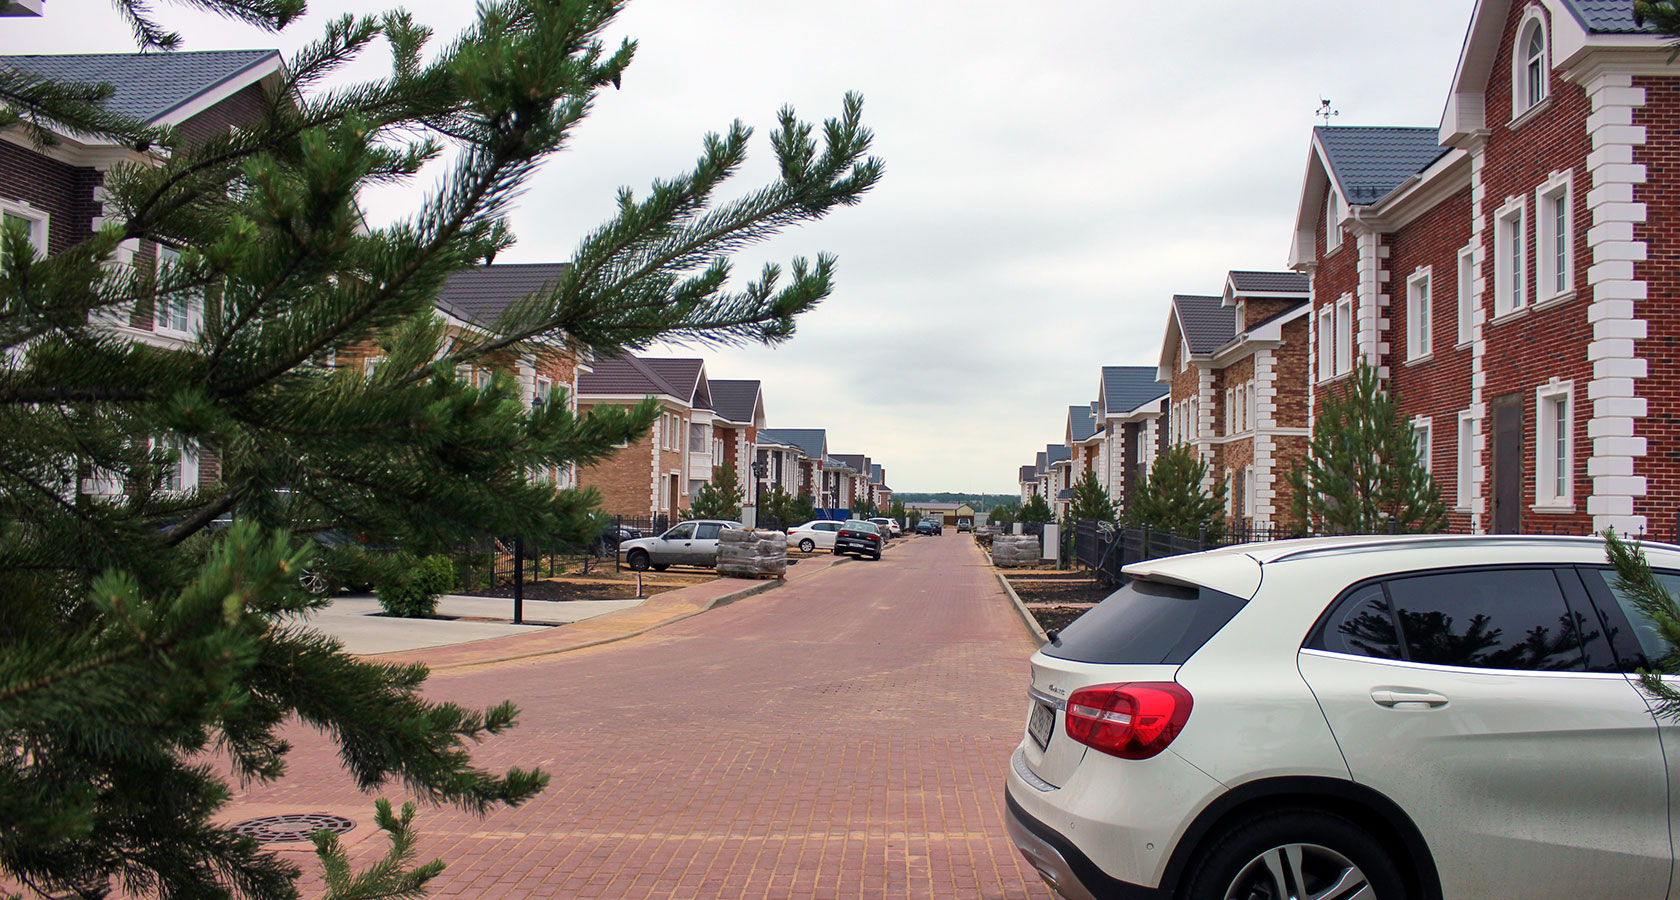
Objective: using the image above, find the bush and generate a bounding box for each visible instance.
[375,553,458,619]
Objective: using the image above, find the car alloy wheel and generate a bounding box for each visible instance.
[1185,809,1404,900]
[799,538,815,553]
[1223,843,1369,900]
[627,549,650,571]
[299,565,329,596]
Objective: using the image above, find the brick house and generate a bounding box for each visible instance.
[576,356,717,523]
[1044,443,1073,519]
[1158,273,1312,529]
[757,428,834,509]
[1,50,284,494]
[1093,366,1169,515]
[869,464,893,511]
[1018,464,1040,504]
[1066,404,1102,492]
[754,430,808,501]
[706,379,765,522]
[831,454,873,508]
[1288,0,1680,535]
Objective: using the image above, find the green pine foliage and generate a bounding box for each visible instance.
[314,799,445,900]
[0,2,880,898]
[1017,493,1053,525]
[1067,469,1117,523]
[888,499,907,529]
[1125,444,1228,539]
[1286,363,1446,535]
[1604,531,1680,718]
[1636,1,1680,57]
[690,464,744,520]
[988,505,1015,528]
[850,496,876,517]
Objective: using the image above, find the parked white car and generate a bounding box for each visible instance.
[867,516,901,537]
[618,519,742,571]
[786,520,844,553]
[1007,534,1680,900]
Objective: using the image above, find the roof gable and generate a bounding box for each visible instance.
[1019,464,1037,483]
[435,263,568,329]
[0,50,280,126]
[1173,295,1237,355]
[1067,405,1097,443]
[1100,366,1170,416]
[1315,126,1447,205]
[640,359,706,407]
[1226,270,1310,298]
[708,380,763,425]
[759,428,826,461]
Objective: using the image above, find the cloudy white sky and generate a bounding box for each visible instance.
[5,0,1475,492]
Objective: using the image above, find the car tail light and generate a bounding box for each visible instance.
[1064,682,1192,759]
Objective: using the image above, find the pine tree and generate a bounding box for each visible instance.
[1604,531,1680,717]
[690,464,744,521]
[1286,363,1446,535]
[1125,444,1228,539]
[1018,493,1053,525]
[1067,469,1117,523]
[988,504,1016,529]
[850,496,875,518]
[889,498,907,529]
[0,2,881,898]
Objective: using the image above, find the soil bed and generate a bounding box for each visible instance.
[1007,578,1113,606]
[1030,606,1093,634]
[462,571,710,601]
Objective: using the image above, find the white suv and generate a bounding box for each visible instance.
[1006,535,1680,900]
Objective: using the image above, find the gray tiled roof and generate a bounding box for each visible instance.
[1101,366,1169,416]
[1315,126,1448,204]
[708,380,760,425]
[833,454,869,475]
[760,428,826,461]
[640,359,707,409]
[1173,295,1237,355]
[1046,444,1071,465]
[0,50,278,123]
[871,464,884,485]
[823,456,856,474]
[1035,451,1048,475]
[1228,270,1309,294]
[435,263,568,328]
[1019,465,1037,483]
[578,355,682,399]
[1056,488,1074,501]
[1563,0,1648,32]
[1069,405,1097,442]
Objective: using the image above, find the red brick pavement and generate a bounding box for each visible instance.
[226,533,1053,900]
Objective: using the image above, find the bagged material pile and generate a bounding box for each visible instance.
[990,535,1041,568]
[716,528,788,578]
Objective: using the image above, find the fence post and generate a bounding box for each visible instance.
[1198,522,1208,549]
[512,535,524,625]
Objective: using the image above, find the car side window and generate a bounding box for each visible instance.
[1384,568,1589,672]
[1583,566,1680,667]
[1315,583,1403,660]
[665,523,696,540]
[818,522,838,532]
[694,523,722,540]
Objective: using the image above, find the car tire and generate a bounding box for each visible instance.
[627,549,650,572]
[871,552,881,560]
[799,539,815,553]
[652,563,669,571]
[1180,808,1410,900]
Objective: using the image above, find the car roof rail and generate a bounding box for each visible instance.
[1261,533,1680,565]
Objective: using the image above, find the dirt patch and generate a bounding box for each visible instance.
[462,571,710,601]
[1031,606,1092,634]
[1007,578,1112,606]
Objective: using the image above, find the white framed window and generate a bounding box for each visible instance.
[1412,417,1433,475]
[534,375,553,408]
[1406,269,1433,361]
[1514,10,1550,116]
[1225,387,1235,434]
[1535,170,1574,303]
[0,200,49,271]
[153,246,203,338]
[1316,306,1334,382]
[1456,411,1476,510]
[1247,383,1257,431]
[1535,381,1573,507]
[1335,296,1354,375]
[365,355,386,377]
[1493,198,1528,318]
[154,438,199,495]
[1180,340,1189,373]
[1244,465,1256,521]
[1456,244,1476,346]
[1325,187,1343,253]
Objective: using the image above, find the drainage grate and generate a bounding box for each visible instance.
[230,814,355,843]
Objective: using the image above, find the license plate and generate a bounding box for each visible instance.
[1028,700,1055,751]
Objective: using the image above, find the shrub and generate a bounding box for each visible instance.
[376,553,458,619]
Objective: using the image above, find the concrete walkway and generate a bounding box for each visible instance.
[301,594,648,655]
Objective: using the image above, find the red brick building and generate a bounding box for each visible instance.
[1289,0,1678,535]
[577,356,717,523]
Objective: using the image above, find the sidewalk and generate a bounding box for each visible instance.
[369,552,852,670]
[301,594,647,656]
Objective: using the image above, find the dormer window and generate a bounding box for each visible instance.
[1514,11,1549,118]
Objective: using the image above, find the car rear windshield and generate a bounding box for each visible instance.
[1040,577,1249,665]
[843,521,878,533]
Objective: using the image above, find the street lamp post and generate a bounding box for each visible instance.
[751,459,768,528]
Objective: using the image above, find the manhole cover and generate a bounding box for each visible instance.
[229,814,355,843]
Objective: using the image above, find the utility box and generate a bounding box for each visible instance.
[1042,523,1060,563]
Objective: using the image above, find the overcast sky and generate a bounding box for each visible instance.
[5,0,1475,493]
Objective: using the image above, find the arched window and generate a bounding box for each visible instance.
[1518,15,1548,113]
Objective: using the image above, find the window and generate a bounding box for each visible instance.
[1325,187,1343,253]
[1386,569,1586,671]
[154,438,199,495]
[1412,417,1432,474]
[1335,296,1354,375]
[664,522,695,540]
[1244,464,1256,520]
[1040,577,1250,666]
[1494,199,1527,317]
[1314,583,1402,659]
[0,202,48,271]
[1225,387,1235,434]
[1406,270,1432,360]
[1456,411,1475,509]
[365,355,385,377]
[1589,568,1680,665]
[1317,306,1334,381]
[694,523,724,540]
[534,376,553,408]
[1247,383,1257,430]
[1536,382,1573,507]
[1535,172,1573,303]
[1517,15,1549,114]
[1457,244,1475,345]
[154,246,202,338]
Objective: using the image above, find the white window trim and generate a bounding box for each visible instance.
[1511,7,1552,122]
[1456,243,1476,347]
[365,355,387,378]
[153,246,204,339]
[153,437,200,496]
[1493,196,1528,320]
[1335,295,1354,376]
[1326,187,1343,253]
[1534,380,1574,510]
[1225,387,1235,435]
[1406,267,1433,362]
[1316,306,1334,383]
[1534,169,1575,307]
[1412,416,1433,476]
[534,375,553,406]
[1456,410,1476,511]
[0,198,50,268]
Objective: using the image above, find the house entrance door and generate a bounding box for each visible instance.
[1492,393,1522,534]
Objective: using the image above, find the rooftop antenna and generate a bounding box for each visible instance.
[1316,97,1340,125]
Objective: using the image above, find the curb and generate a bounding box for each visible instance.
[996,571,1048,646]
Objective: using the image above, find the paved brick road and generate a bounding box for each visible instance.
[230,534,1052,900]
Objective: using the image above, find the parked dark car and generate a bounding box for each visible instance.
[915,519,943,536]
[834,520,884,560]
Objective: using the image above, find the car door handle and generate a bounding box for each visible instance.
[1371,689,1449,709]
